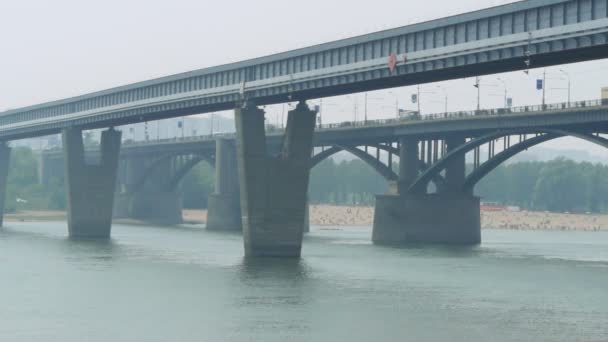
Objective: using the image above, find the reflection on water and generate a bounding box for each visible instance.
[1,222,607,342]
[239,257,310,282]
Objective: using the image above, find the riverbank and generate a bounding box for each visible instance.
[4,206,608,231]
[183,206,608,231]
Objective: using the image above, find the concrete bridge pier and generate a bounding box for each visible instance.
[207,138,242,231]
[236,102,317,257]
[0,143,11,227]
[63,128,121,239]
[372,136,481,245]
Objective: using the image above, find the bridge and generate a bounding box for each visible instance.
[39,98,608,237]
[2,0,608,257]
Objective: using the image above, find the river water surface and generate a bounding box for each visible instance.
[1,222,607,341]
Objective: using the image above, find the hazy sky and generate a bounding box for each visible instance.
[2,0,608,155]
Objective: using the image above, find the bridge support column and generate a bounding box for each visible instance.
[444,135,466,192]
[372,193,480,245]
[372,136,480,245]
[235,102,317,257]
[303,194,310,233]
[397,137,419,193]
[63,128,121,239]
[0,143,11,227]
[207,138,242,231]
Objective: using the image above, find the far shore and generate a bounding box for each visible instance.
[4,206,608,232]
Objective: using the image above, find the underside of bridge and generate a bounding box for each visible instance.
[235,102,317,257]
[113,154,184,225]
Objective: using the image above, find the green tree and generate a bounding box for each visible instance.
[179,161,215,209]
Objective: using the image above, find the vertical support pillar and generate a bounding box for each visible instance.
[303,192,310,233]
[398,137,419,194]
[444,135,466,193]
[373,133,479,246]
[207,138,242,231]
[235,102,317,257]
[0,143,11,227]
[63,128,121,239]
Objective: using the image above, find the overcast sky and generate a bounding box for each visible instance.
[2,0,608,155]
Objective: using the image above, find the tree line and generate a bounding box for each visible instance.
[5,146,608,214]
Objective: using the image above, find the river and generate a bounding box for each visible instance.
[1,222,607,341]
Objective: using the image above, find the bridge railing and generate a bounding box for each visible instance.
[317,98,608,130]
[121,132,236,147]
[41,98,608,152]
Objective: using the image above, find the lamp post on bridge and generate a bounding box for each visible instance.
[559,69,571,105]
[496,77,508,109]
[436,85,448,114]
[363,94,384,124]
[474,77,481,112]
[342,96,360,122]
[410,86,439,116]
[388,91,400,118]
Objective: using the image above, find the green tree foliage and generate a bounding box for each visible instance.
[5,146,608,215]
[309,158,389,205]
[5,147,44,212]
[179,161,215,209]
[477,158,608,213]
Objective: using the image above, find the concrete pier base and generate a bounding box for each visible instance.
[206,193,241,231]
[236,103,316,257]
[206,138,242,231]
[303,201,310,233]
[0,143,10,227]
[63,128,121,239]
[129,191,183,225]
[372,193,481,245]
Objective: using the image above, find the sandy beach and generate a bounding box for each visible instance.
[184,206,608,231]
[4,206,608,231]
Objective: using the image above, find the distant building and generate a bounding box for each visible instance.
[602,87,608,100]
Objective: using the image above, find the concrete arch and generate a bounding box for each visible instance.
[310,143,446,188]
[463,130,608,190]
[463,134,560,190]
[132,153,215,193]
[409,129,608,193]
[311,144,398,181]
[165,155,215,190]
[310,146,343,168]
[408,131,509,193]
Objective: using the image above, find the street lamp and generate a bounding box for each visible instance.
[411,86,438,116]
[387,91,400,118]
[344,95,360,122]
[363,94,384,123]
[474,77,481,111]
[416,85,421,114]
[496,77,508,108]
[559,69,571,104]
[210,113,215,135]
[436,85,448,114]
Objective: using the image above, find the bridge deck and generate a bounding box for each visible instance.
[41,98,608,159]
[3,0,608,140]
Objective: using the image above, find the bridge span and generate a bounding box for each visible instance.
[3,0,608,257]
[38,98,608,246]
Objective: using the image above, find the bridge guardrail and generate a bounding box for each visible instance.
[43,98,608,152]
[317,98,608,130]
